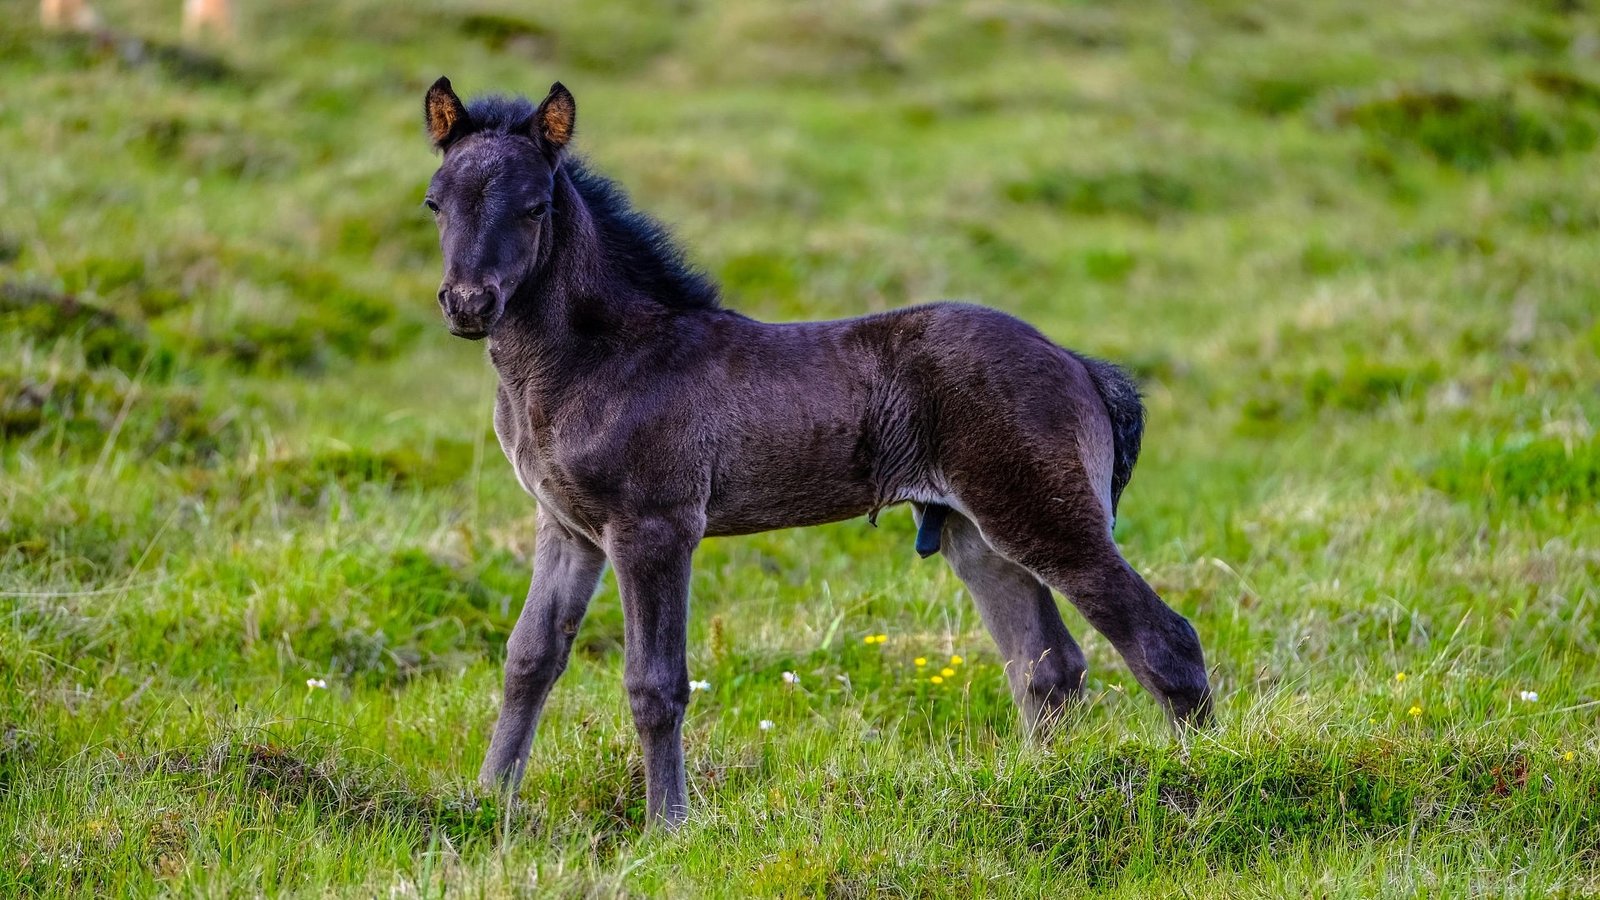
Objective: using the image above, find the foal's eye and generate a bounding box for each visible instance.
[525,201,550,220]
[423,198,440,213]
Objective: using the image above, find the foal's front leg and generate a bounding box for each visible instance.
[479,512,607,794]
[605,516,698,828]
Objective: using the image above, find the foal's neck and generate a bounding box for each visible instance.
[489,165,706,388]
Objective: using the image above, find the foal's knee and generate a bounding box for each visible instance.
[504,635,569,689]
[624,671,689,734]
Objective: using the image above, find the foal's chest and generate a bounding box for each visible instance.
[492,384,606,539]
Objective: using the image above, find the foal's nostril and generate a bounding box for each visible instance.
[439,284,496,316]
[437,283,501,338]
[458,289,494,317]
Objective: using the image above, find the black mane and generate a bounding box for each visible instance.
[565,159,721,310]
[465,95,721,312]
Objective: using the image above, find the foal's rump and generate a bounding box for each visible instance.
[907,302,1131,532]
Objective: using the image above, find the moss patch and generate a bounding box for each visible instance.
[0,283,172,376]
[1427,436,1600,507]
[0,368,234,462]
[1004,161,1253,221]
[1331,87,1596,170]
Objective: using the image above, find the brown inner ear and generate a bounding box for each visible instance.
[428,93,461,144]
[541,99,573,147]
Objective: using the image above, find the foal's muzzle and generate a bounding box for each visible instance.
[438,282,503,340]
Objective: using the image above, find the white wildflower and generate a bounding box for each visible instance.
[689,679,711,692]
[1520,690,1539,703]
[781,671,800,685]
[305,678,328,690]
[758,719,775,731]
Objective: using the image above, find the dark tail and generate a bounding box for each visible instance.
[1076,354,1145,517]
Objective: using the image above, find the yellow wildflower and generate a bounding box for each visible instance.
[950,655,964,666]
[1563,750,1576,763]
[940,667,956,678]
[876,634,888,644]
[1408,705,1422,717]
[1394,672,1406,683]
[930,675,944,685]
[914,657,927,667]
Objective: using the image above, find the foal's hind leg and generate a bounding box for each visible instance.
[1008,529,1211,725]
[947,486,1211,724]
[919,505,1087,735]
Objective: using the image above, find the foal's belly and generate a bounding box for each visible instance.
[703,478,879,537]
[702,432,883,537]
[699,339,927,537]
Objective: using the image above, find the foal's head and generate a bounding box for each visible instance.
[421,77,575,340]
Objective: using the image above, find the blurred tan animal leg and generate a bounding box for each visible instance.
[183,0,233,40]
[42,0,98,30]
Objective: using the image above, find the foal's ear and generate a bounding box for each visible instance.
[424,76,472,150]
[529,82,576,153]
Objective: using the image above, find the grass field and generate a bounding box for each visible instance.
[3,0,1600,895]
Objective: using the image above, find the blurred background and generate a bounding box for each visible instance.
[3,0,1599,894]
[6,1,1600,426]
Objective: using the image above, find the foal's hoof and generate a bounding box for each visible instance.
[1167,688,1215,732]
[1029,694,1089,734]
[477,767,524,799]
[645,805,690,833]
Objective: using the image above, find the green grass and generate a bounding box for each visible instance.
[3,0,1599,895]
